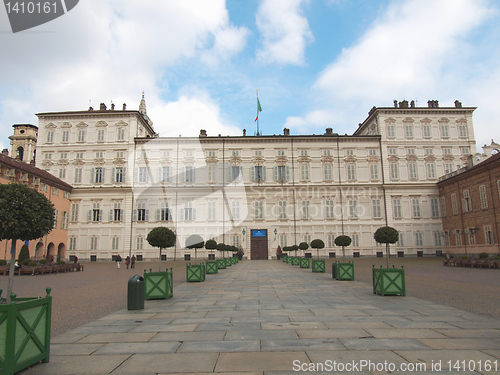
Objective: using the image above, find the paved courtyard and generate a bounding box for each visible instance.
[20,260,500,375]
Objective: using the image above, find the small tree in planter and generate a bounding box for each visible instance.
[310,239,325,258]
[291,244,299,257]
[374,226,399,268]
[186,234,204,260]
[334,235,352,261]
[217,242,226,258]
[147,227,176,271]
[205,239,217,258]
[0,183,54,303]
[298,242,309,257]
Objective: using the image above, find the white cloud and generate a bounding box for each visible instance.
[314,0,491,100]
[256,0,313,65]
[285,110,338,134]
[0,0,245,150]
[151,93,242,138]
[290,0,500,149]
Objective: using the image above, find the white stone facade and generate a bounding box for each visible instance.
[35,99,476,260]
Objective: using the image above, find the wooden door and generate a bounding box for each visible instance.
[250,229,268,260]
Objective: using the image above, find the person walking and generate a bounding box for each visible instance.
[116,254,122,269]
[131,255,136,269]
[125,256,130,269]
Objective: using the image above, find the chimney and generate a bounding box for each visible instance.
[111,103,115,110]
[88,106,93,111]
[199,129,207,137]
[99,103,107,111]
[243,129,246,136]
[427,100,439,108]
[399,100,408,108]
[123,103,127,110]
[454,100,462,108]
[325,128,333,135]
[283,128,290,136]
[1,149,8,156]
[410,100,415,108]
[393,100,398,108]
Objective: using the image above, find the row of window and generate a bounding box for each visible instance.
[72,196,440,224]
[388,147,470,156]
[445,180,500,216]
[387,123,468,139]
[444,226,495,246]
[46,128,127,144]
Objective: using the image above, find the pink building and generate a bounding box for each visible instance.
[0,149,72,261]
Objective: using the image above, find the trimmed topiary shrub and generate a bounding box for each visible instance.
[18,244,30,263]
[39,259,47,265]
[311,239,325,258]
[0,259,6,266]
[57,260,65,265]
[28,262,37,267]
[22,259,31,266]
[374,226,399,268]
[479,252,489,259]
[334,235,352,261]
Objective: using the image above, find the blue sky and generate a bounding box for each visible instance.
[0,0,499,152]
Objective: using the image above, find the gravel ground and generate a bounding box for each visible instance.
[1,256,499,336]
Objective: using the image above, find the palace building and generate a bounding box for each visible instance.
[33,97,477,260]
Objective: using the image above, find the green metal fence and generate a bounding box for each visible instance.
[372,265,406,296]
[216,259,226,270]
[312,259,325,273]
[206,261,218,274]
[0,288,52,375]
[299,258,310,268]
[144,269,173,300]
[186,263,206,282]
[335,262,355,281]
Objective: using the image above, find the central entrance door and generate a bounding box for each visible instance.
[250,229,268,260]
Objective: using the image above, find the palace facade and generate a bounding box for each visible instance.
[33,98,477,260]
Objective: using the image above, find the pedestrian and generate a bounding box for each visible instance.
[131,255,136,269]
[116,254,122,269]
[73,255,78,264]
[125,256,130,269]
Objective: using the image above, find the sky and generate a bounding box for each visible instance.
[0,0,499,153]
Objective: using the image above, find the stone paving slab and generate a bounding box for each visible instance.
[20,261,500,375]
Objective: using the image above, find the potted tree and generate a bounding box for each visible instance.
[372,226,405,296]
[291,245,300,265]
[145,227,176,298]
[185,234,204,261]
[333,235,354,281]
[216,243,227,270]
[298,242,310,268]
[0,183,55,374]
[310,239,325,272]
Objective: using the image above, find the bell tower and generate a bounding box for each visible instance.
[9,124,38,163]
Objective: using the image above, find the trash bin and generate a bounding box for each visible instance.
[127,275,145,310]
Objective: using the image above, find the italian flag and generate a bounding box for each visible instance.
[255,98,262,122]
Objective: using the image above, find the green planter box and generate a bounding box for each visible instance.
[225,258,232,267]
[206,261,218,274]
[299,258,310,268]
[216,259,226,269]
[231,257,237,265]
[286,256,292,264]
[144,269,173,300]
[291,257,300,265]
[312,259,325,273]
[332,262,337,278]
[0,288,52,375]
[186,263,206,282]
[372,266,406,296]
[336,262,355,281]
[282,255,287,262]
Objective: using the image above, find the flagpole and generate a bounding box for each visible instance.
[256,89,260,136]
